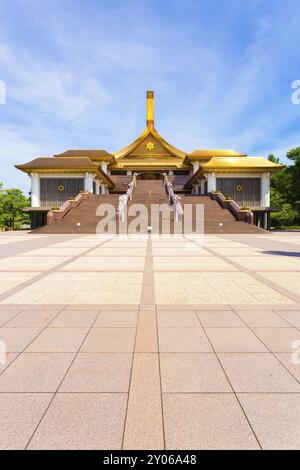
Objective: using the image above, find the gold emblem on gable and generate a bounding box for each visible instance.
[146,141,155,151]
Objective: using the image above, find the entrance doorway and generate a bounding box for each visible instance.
[136,172,164,180]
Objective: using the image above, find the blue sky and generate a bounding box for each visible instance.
[0,0,300,193]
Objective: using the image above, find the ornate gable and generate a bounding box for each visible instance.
[113,92,186,169]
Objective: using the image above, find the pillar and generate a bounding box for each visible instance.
[95,180,100,195]
[31,173,40,207]
[84,172,94,193]
[126,170,132,176]
[169,170,174,176]
[192,161,200,174]
[200,179,206,195]
[206,172,216,193]
[101,183,106,195]
[101,161,108,174]
[261,172,270,207]
[195,183,200,194]
[261,172,270,229]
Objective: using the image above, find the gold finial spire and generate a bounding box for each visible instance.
[146,90,154,127]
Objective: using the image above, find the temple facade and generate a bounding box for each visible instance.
[16,91,283,230]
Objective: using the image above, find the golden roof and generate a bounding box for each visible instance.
[202,156,284,171]
[15,158,114,188]
[184,157,284,189]
[16,157,100,170]
[54,149,114,162]
[187,149,246,160]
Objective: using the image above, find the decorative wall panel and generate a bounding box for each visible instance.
[216,178,261,206]
[40,178,84,207]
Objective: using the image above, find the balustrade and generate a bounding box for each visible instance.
[117,173,137,222]
[163,173,183,221]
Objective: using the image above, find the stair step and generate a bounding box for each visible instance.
[34,181,264,234]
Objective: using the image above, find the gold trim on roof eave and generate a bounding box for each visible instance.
[183,156,210,165]
[51,155,116,163]
[15,167,114,188]
[114,161,187,170]
[90,156,117,164]
[15,167,100,174]
[203,167,283,173]
[115,163,186,169]
[127,153,173,157]
[187,149,246,159]
[53,155,117,164]
[112,158,188,167]
[113,156,184,163]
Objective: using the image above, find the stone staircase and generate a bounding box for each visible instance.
[34,194,120,234]
[34,180,264,234]
[180,195,264,234]
[128,180,169,208]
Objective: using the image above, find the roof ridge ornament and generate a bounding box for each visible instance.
[146,90,154,128]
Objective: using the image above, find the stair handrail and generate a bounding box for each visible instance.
[163,173,183,222]
[47,191,89,224]
[117,173,137,222]
[210,191,254,224]
[172,194,184,222]
[126,172,137,201]
[163,173,174,201]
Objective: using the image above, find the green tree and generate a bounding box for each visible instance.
[287,147,300,164]
[286,147,300,207]
[268,153,280,164]
[271,203,298,227]
[270,169,293,200]
[270,187,285,208]
[0,187,30,230]
[268,150,300,225]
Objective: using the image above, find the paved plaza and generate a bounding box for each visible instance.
[0,231,300,449]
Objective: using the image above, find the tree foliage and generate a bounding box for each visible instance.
[271,204,298,227]
[0,183,30,230]
[269,147,300,226]
[268,153,280,164]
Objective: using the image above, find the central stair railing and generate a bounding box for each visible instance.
[163,173,183,222]
[117,173,137,222]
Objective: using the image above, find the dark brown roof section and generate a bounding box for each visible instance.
[15,157,115,189]
[183,167,204,189]
[54,150,114,161]
[16,157,101,170]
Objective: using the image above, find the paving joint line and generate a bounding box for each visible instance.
[186,234,300,305]
[0,236,114,303]
[0,306,66,378]
[231,308,300,387]
[24,306,102,449]
[196,307,263,450]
